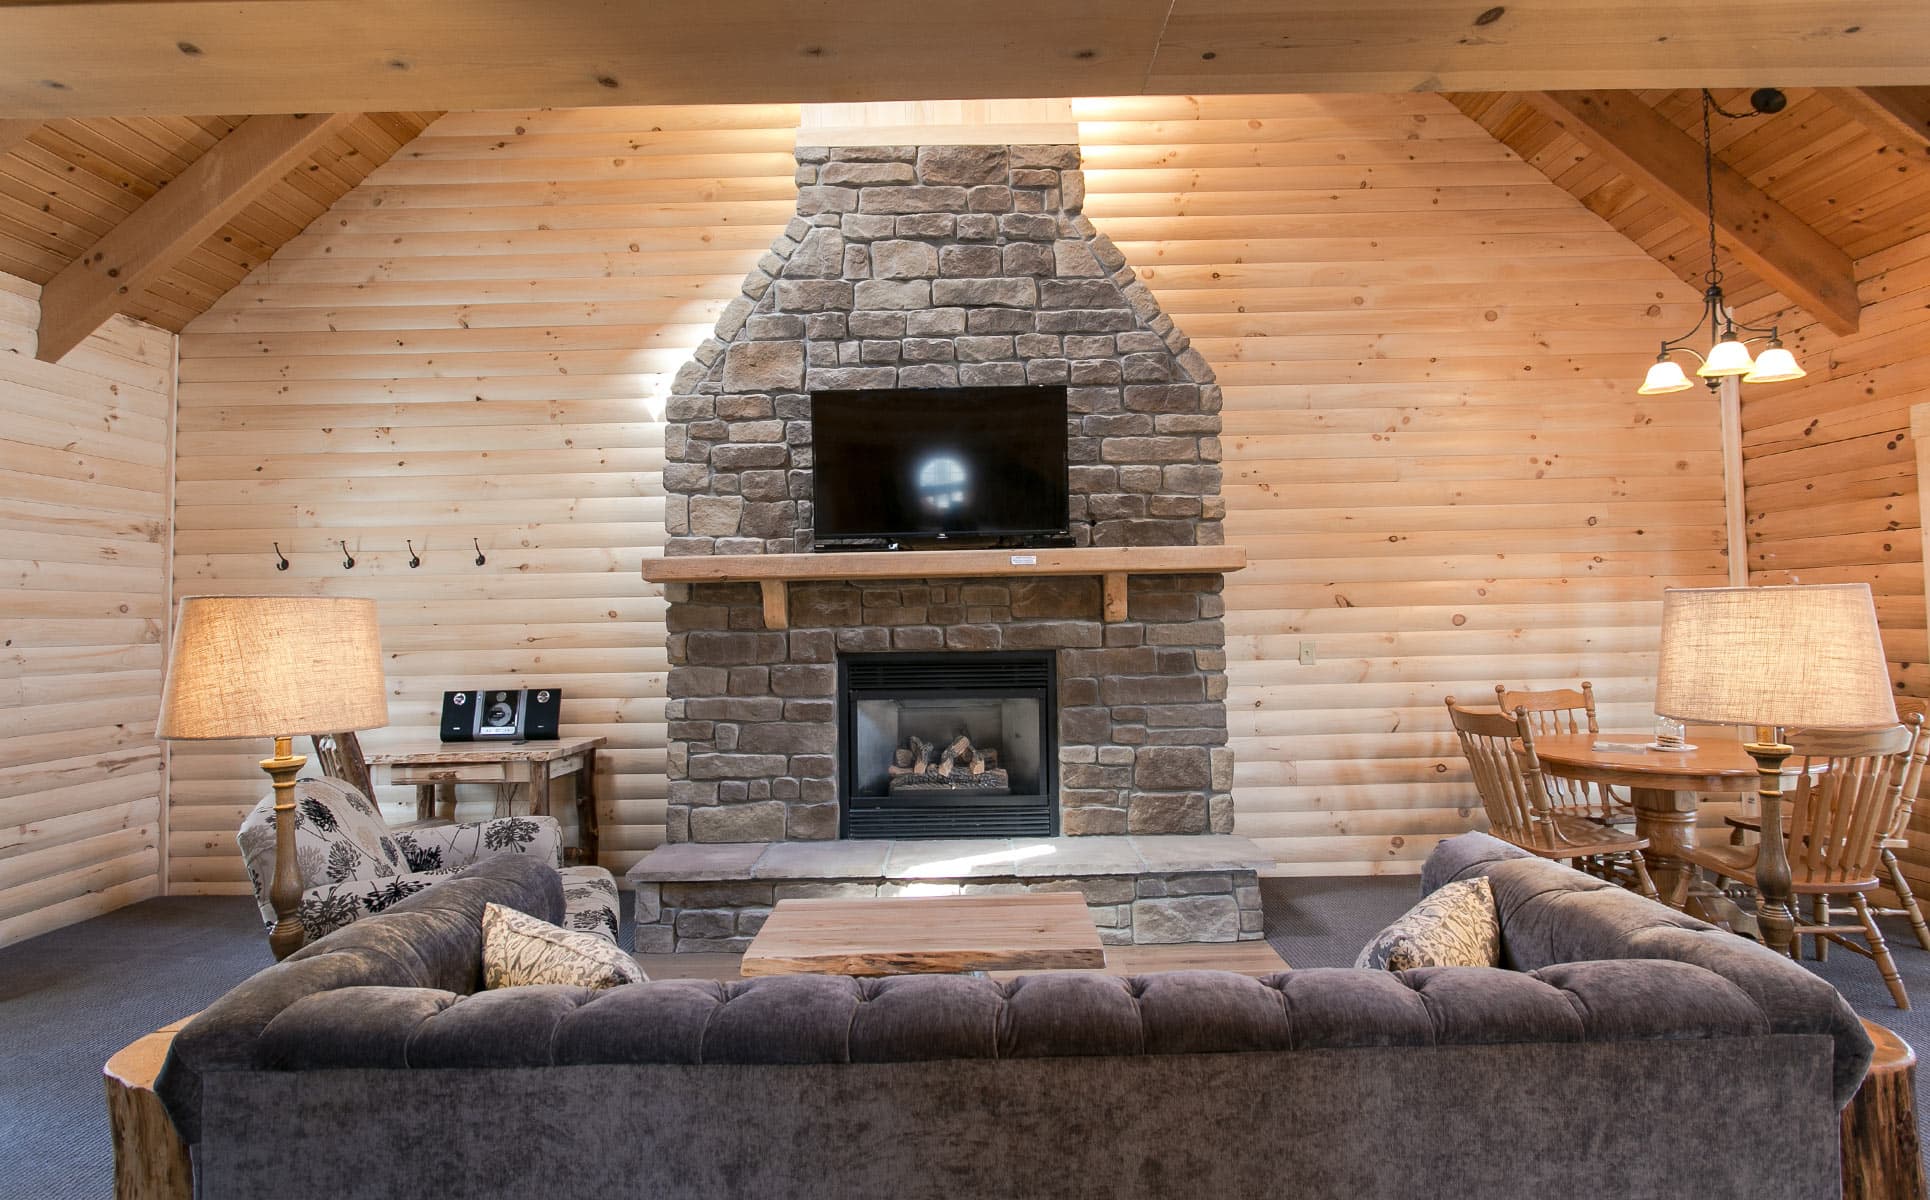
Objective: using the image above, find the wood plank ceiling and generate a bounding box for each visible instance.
[0,112,438,337]
[2,90,1922,366]
[4,2,1929,117]
[1449,87,1930,323]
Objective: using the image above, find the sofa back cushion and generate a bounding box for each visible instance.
[156,854,564,1143]
[1421,831,1873,1108]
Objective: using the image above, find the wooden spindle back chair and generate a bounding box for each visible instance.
[1875,700,1930,949]
[1493,681,1631,824]
[1445,698,1657,899]
[1684,721,1921,1008]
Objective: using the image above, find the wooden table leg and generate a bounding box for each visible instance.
[530,763,552,829]
[414,783,436,822]
[1842,1019,1923,1200]
[575,747,599,867]
[104,1018,193,1200]
[1632,785,1698,908]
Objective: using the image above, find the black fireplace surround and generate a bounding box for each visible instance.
[838,651,1057,839]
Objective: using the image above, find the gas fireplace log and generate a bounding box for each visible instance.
[888,767,1011,794]
[969,749,986,775]
[942,734,971,760]
[893,748,913,769]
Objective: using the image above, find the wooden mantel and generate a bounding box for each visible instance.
[642,546,1247,630]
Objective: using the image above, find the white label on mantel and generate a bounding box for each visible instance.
[1009,554,1037,566]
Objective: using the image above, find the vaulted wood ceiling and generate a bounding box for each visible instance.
[1450,87,1930,331]
[0,112,436,346]
[0,88,1927,358]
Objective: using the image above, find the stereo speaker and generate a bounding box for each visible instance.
[440,688,562,742]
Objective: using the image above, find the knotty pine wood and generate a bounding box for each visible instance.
[1075,92,1728,875]
[0,271,170,947]
[0,113,437,336]
[1742,229,1930,903]
[8,2,1930,118]
[1452,88,1930,331]
[166,105,805,889]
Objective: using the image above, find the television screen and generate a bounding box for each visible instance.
[811,386,1069,547]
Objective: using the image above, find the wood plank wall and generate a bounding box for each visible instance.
[1741,229,1930,893]
[1072,94,1731,874]
[165,94,1734,885]
[165,105,804,891]
[0,272,172,946]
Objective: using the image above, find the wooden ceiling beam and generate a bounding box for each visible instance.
[1822,86,1930,152]
[0,120,39,157]
[0,1,1927,118]
[35,111,355,362]
[1522,90,1861,337]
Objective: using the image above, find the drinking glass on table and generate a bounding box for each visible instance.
[1653,715,1687,751]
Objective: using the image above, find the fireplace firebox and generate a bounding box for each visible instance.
[838,651,1057,839]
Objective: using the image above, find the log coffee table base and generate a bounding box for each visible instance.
[104,1017,193,1200]
[1842,1019,1924,1200]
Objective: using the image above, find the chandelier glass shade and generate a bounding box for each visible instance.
[1636,91,1806,396]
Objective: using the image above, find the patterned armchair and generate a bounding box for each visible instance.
[237,776,620,948]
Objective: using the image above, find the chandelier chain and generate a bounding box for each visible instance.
[1701,90,1721,290]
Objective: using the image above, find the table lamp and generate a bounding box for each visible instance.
[1654,583,1896,955]
[157,595,388,959]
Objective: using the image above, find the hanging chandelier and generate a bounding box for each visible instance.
[1637,89,1806,396]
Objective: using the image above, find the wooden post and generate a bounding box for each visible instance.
[1719,376,1748,587]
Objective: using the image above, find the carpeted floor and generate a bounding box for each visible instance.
[3,878,1925,1198]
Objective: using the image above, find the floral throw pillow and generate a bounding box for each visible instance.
[481,902,645,990]
[1354,876,1501,971]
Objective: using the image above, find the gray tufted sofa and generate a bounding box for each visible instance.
[157,834,1869,1199]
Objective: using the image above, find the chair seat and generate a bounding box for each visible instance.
[1507,812,1649,858]
[1678,840,1881,895]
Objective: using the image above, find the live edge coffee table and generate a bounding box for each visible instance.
[739,892,1108,977]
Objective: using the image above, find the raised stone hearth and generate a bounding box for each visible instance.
[627,835,1271,954]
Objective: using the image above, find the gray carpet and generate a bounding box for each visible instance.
[2,879,1923,1198]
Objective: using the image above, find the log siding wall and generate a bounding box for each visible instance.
[1743,229,1930,896]
[1074,94,1729,873]
[1,272,172,945]
[166,95,1734,887]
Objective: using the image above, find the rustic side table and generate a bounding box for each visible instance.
[366,735,603,865]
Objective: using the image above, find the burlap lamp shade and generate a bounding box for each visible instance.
[1654,583,1896,731]
[157,595,387,740]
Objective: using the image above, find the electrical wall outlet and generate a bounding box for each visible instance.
[1298,640,1317,666]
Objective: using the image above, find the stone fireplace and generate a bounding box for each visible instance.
[630,137,1268,951]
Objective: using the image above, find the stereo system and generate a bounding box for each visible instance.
[440,688,562,742]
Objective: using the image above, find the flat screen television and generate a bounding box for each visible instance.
[811,386,1069,549]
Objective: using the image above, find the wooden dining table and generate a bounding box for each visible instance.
[1533,733,1815,925]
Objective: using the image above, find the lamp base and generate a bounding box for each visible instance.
[1742,738,1796,958]
[261,735,308,961]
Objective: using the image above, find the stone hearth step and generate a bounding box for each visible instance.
[626,835,1272,954]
